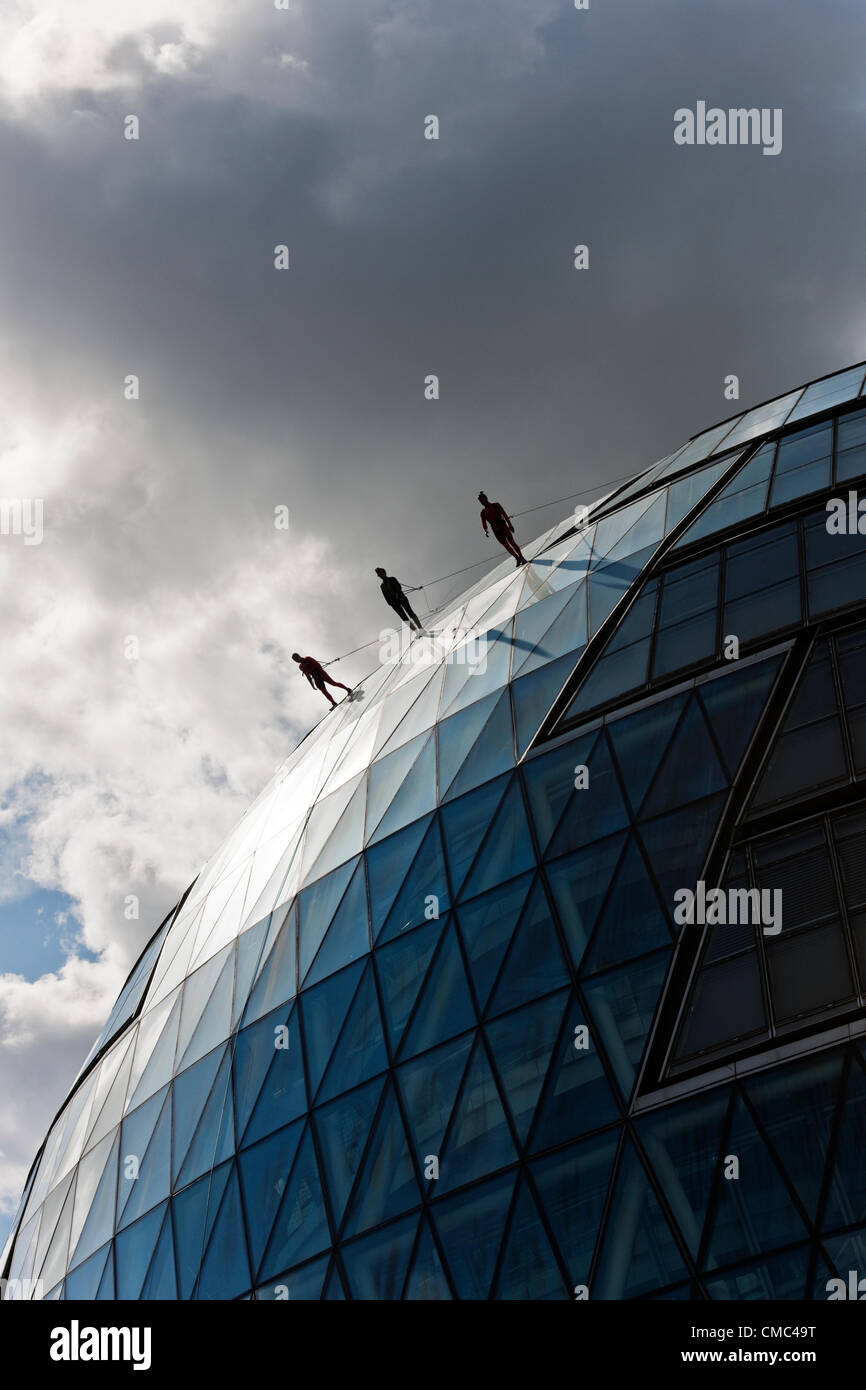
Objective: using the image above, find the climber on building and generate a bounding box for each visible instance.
[375,567,424,632]
[478,491,526,566]
[292,653,353,707]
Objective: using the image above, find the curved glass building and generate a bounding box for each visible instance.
[6,362,866,1301]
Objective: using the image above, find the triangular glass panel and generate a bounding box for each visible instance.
[237,1118,305,1276]
[299,959,365,1100]
[404,1216,452,1299]
[582,949,670,1100]
[258,1125,330,1284]
[140,1207,178,1299]
[512,653,579,756]
[543,832,629,972]
[340,1211,418,1299]
[701,1097,809,1271]
[398,922,476,1060]
[528,992,619,1152]
[637,794,726,919]
[69,1132,120,1269]
[127,990,183,1111]
[606,692,687,816]
[523,729,598,856]
[317,962,388,1103]
[313,1077,386,1232]
[95,1245,115,1299]
[437,691,501,800]
[305,774,368,883]
[493,1175,567,1299]
[302,857,369,988]
[365,732,431,841]
[822,1054,866,1231]
[241,905,297,1028]
[378,816,450,944]
[171,1161,232,1299]
[232,914,272,1029]
[486,877,569,1015]
[742,1052,844,1226]
[459,776,536,902]
[485,990,570,1145]
[435,1038,516,1195]
[531,1132,619,1290]
[176,945,235,1072]
[582,835,672,974]
[118,1087,173,1229]
[176,1050,234,1190]
[367,732,437,845]
[455,872,534,1013]
[65,1242,112,1301]
[397,1033,474,1182]
[641,696,728,817]
[366,814,433,938]
[374,917,444,1052]
[442,688,514,803]
[114,1201,166,1300]
[235,1003,305,1147]
[197,1165,252,1300]
[592,1138,688,1298]
[633,1087,731,1258]
[343,1081,422,1238]
[510,582,585,680]
[546,729,630,859]
[171,1046,227,1185]
[297,859,357,985]
[697,655,781,779]
[440,775,510,901]
[431,1169,516,1299]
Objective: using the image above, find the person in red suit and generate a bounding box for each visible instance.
[478,490,526,566]
[292,653,353,706]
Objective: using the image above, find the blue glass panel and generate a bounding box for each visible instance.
[256,1252,331,1300]
[456,873,533,1012]
[704,1246,811,1300]
[592,1139,688,1298]
[95,1246,115,1299]
[399,922,476,1059]
[115,1201,166,1300]
[485,990,569,1144]
[547,731,630,858]
[117,1086,167,1223]
[638,794,726,914]
[837,407,866,482]
[514,583,588,679]
[431,1169,516,1299]
[641,697,728,817]
[511,653,579,755]
[770,420,832,507]
[404,1217,452,1299]
[343,1082,421,1237]
[697,656,781,778]
[197,1167,251,1300]
[564,638,649,717]
[459,776,536,901]
[241,906,297,1027]
[65,1242,112,1300]
[442,689,514,802]
[303,858,369,988]
[440,775,510,899]
[368,732,437,845]
[436,1039,516,1194]
[237,1119,305,1275]
[313,1078,385,1231]
[806,511,866,618]
[70,1133,120,1268]
[652,613,717,679]
[233,915,271,1028]
[544,833,628,972]
[366,813,433,937]
[258,1126,330,1282]
[378,816,449,944]
[743,1052,843,1224]
[583,836,672,973]
[374,917,444,1050]
[582,949,670,1099]
[634,1088,730,1258]
[172,1046,227,1185]
[119,1088,173,1228]
[701,1099,808,1269]
[317,963,387,1103]
[235,1003,305,1146]
[674,443,773,548]
[588,547,656,635]
[665,457,729,531]
[788,366,865,422]
[365,732,430,841]
[494,1176,566,1299]
[437,691,501,798]
[341,1212,418,1299]
[177,948,235,1072]
[397,1034,474,1178]
[606,692,687,814]
[299,960,365,1099]
[297,859,357,984]
[658,555,718,628]
[531,1132,619,1288]
[523,731,598,856]
[140,1208,177,1299]
[486,877,569,1015]
[171,1162,232,1299]
[510,583,581,679]
[528,992,619,1151]
[176,1051,234,1190]
[823,1055,866,1231]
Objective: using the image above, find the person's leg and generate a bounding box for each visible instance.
[324,674,353,695]
[314,676,337,706]
[405,602,422,629]
[395,597,422,630]
[494,527,522,562]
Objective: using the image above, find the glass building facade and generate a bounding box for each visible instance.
[6,362,866,1300]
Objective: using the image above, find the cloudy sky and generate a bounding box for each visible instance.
[0,0,864,1243]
